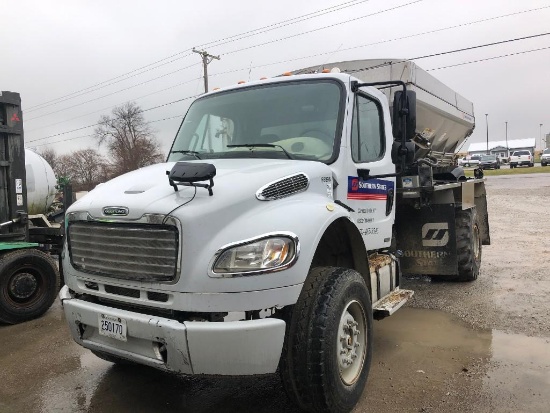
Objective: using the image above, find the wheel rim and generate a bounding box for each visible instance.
[4,266,45,308]
[337,299,367,386]
[473,224,481,261]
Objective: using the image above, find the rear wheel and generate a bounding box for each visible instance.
[0,249,59,324]
[455,207,481,282]
[280,267,373,413]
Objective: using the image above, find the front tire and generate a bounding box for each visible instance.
[455,207,482,281]
[0,249,59,324]
[280,267,373,413]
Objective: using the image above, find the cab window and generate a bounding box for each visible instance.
[351,94,384,163]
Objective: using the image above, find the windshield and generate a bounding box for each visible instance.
[543,148,550,154]
[512,150,530,156]
[168,80,343,163]
[481,155,496,161]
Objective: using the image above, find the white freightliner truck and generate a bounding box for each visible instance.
[59,59,490,413]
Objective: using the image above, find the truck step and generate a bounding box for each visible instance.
[373,288,414,319]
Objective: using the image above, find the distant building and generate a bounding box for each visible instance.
[467,138,535,158]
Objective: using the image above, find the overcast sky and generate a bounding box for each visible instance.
[2,0,549,157]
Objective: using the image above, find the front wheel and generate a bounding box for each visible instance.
[280,267,373,413]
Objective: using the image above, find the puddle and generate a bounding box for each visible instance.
[361,308,550,413]
[483,331,550,413]
[2,306,550,413]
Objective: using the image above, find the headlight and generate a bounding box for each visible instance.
[212,234,299,276]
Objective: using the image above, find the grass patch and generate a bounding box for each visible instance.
[464,166,550,177]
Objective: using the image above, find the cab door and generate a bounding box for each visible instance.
[341,88,396,250]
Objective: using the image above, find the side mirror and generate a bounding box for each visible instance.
[392,90,416,141]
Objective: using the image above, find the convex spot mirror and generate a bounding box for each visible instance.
[392,90,416,142]
[391,141,415,165]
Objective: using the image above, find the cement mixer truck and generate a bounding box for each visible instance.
[0,91,63,324]
[59,60,490,413]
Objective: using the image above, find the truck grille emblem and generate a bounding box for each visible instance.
[102,206,129,216]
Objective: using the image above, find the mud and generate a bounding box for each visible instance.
[1,173,549,413]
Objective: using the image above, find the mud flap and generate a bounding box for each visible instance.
[396,204,458,276]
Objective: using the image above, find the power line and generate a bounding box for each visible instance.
[25,0,372,112]
[197,0,369,49]
[426,45,550,71]
[26,76,203,132]
[30,113,187,148]
[25,0,422,121]
[345,32,550,74]
[30,33,550,148]
[293,5,550,70]
[24,54,197,114]
[26,95,199,144]
[217,5,550,78]
[222,0,424,56]
[25,63,201,122]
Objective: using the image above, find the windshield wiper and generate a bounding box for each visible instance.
[171,150,202,160]
[227,143,293,160]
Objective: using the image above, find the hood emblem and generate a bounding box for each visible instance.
[103,206,129,216]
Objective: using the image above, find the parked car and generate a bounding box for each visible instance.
[458,155,481,167]
[479,154,500,169]
[541,148,550,166]
[509,150,534,168]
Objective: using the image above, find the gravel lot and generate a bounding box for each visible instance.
[1,173,549,413]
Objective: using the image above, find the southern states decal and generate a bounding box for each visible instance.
[347,176,394,201]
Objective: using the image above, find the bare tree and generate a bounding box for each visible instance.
[94,102,164,176]
[55,149,106,191]
[37,147,57,170]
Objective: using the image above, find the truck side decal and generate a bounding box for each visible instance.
[347,176,394,201]
[421,223,449,247]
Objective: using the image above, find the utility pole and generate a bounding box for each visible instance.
[193,48,220,93]
[540,123,543,150]
[505,121,509,158]
[485,114,489,154]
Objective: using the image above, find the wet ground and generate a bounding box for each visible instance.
[1,173,550,413]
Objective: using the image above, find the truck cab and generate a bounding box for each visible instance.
[59,60,490,413]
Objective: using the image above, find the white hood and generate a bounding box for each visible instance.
[69,158,333,220]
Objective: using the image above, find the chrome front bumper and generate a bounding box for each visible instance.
[59,286,286,375]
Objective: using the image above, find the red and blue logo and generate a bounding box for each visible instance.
[347,176,393,201]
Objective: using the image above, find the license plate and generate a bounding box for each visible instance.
[98,313,127,341]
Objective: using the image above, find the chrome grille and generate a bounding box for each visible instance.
[68,222,178,281]
[256,173,309,201]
